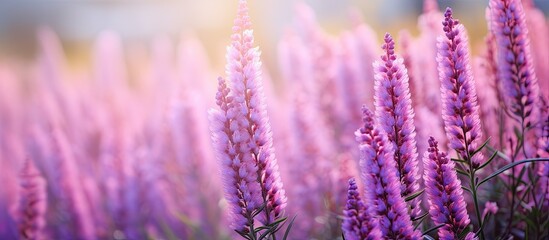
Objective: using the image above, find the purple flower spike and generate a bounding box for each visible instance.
[210,0,286,232]
[342,178,380,240]
[489,0,540,127]
[424,137,471,239]
[226,0,286,224]
[209,77,261,233]
[437,8,484,168]
[356,106,420,239]
[16,160,47,240]
[373,33,421,218]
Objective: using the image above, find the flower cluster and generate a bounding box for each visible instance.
[0,0,548,239]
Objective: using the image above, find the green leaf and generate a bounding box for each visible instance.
[472,137,491,156]
[413,213,428,230]
[283,215,297,240]
[516,214,536,228]
[423,235,436,240]
[518,187,532,209]
[451,158,468,163]
[422,224,445,236]
[257,217,288,239]
[412,212,429,222]
[258,224,279,240]
[475,213,492,237]
[477,158,549,187]
[235,229,252,240]
[456,168,470,177]
[253,226,272,232]
[513,126,522,139]
[496,176,511,189]
[268,217,288,227]
[252,203,266,218]
[485,146,511,162]
[405,189,425,202]
[506,175,529,186]
[477,150,498,170]
[458,226,472,239]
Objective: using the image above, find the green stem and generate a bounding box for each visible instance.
[506,125,524,236]
[470,167,485,240]
[249,218,257,240]
[459,120,485,239]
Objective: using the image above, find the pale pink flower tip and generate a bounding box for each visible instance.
[482,202,498,219]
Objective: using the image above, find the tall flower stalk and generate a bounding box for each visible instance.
[437,7,485,238]
[210,77,261,235]
[373,33,422,219]
[489,0,539,135]
[341,178,380,240]
[16,160,47,240]
[355,106,420,239]
[209,0,287,238]
[424,137,471,239]
[489,0,542,235]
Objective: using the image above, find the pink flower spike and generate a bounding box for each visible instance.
[489,0,540,127]
[209,77,261,233]
[437,8,484,168]
[373,32,422,219]
[356,106,420,239]
[16,160,47,240]
[210,0,286,234]
[342,178,380,240]
[424,137,471,239]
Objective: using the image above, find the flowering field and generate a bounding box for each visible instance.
[1,0,548,239]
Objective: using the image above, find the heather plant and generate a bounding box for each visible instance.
[488,0,548,238]
[209,1,289,239]
[1,0,549,239]
[436,8,487,238]
[373,33,422,220]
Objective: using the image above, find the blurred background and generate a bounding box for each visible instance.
[0,0,548,76]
